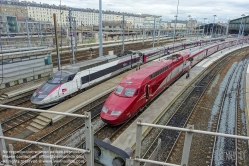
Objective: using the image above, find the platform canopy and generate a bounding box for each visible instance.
[198,23,227,35]
[229,16,249,36]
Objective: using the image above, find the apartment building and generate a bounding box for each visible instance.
[0,1,28,19]
[0,0,152,28]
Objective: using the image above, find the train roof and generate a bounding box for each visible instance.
[63,55,117,72]
[120,60,171,86]
[120,53,188,86]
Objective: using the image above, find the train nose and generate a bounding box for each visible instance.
[101,105,124,125]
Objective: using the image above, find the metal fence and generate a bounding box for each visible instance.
[126,119,249,166]
[0,104,94,166]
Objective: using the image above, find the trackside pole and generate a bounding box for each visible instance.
[0,123,9,165]
[42,146,53,166]
[126,158,134,166]
[181,125,194,165]
[85,112,94,166]
[134,119,143,166]
[9,144,16,166]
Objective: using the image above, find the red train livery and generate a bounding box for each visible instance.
[101,53,191,125]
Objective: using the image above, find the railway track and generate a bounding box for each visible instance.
[162,48,249,165]
[141,48,244,164]
[0,92,36,136]
[209,56,249,166]
[1,111,38,134]
[53,88,168,165]
[15,99,107,165]
[0,91,33,116]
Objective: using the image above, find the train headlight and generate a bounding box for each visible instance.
[110,110,121,116]
[102,106,108,113]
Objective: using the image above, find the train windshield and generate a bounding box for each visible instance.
[115,86,136,97]
[115,85,124,95]
[47,72,71,84]
[124,88,136,97]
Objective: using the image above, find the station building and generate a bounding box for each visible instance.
[229,15,249,36]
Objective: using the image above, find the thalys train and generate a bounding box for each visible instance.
[30,37,225,107]
[100,37,249,125]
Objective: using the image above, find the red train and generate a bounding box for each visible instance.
[101,38,249,125]
[100,52,191,125]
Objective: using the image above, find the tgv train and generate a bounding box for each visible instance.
[30,54,140,107]
[100,37,249,125]
[30,37,226,107]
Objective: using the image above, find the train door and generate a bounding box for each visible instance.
[179,59,184,73]
[143,54,147,63]
[63,75,76,96]
[145,84,149,102]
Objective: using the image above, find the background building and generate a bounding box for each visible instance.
[0,0,155,28]
[229,15,249,36]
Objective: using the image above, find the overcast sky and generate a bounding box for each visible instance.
[39,0,248,23]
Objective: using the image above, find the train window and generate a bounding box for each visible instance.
[30,55,37,59]
[124,88,136,97]
[135,89,138,95]
[68,75,75,82]
[5,83,10,88]
[47,72,69,84]
[22,56,30,61]
[23,78,27,83]
[38,74,41,79]
[115,85,124,95]
[12,58,21,62]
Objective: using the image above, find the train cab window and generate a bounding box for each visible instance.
[67,74,75,82]
[68,76,73,82]
[115,85,124,95]
[124,88,136,97]
[47,72,70,84]
[135,89,138,95]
